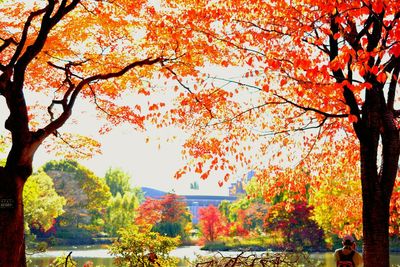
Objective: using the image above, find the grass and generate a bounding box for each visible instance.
[201,235,285,251]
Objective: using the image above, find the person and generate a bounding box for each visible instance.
[334,235,363,267]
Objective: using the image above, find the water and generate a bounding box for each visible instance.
[28,245,400,266]
[28,245,210,267]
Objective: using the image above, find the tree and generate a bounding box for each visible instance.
[135,194,192,239]
[1,153,66,236]
[156,194,192,239]
[241,178,270,233]
[104,191,142,236]
[42,160,111,232]
[167,1,400,265]
[0,0,164,262]
[159,193,190,224]
[104,167,132,197]
[103,167,145,236]
[198,205,227,243]
[103,167,144,235]
[23,171,66,232]
[254,159,363,245]
[311,166,363,244]
[0,0,228,264]
[135,197,163,227]
[109,224,180,267]
[264,201,326,251]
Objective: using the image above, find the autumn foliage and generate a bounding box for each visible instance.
[164,1,400,265]
[198,205,228,243]
[264,201,325,251]
[135,194,192,239]
[1,0,400,266]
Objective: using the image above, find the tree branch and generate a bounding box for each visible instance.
[41,57,165,139]
[273,93,348,118]
[165,65,215,119]
[0,37,18,55]
[9,7,48,66]
[207,100,286,128]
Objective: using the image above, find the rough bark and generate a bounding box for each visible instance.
[0,167,27,267]
[360,136,399,267]
[357,88,400,266]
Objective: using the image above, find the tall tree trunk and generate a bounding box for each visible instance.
[361,157,390,267]
[0,167,27,267]
[362,195,390,267]
[360,113,400,267]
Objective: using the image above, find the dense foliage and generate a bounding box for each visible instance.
[104,191,142,236]
[109,225,180,267]
[105,167,133,197]
[1,0,399,265]
[264,201,326,251]
[23,171,66,232]
[135,194,192,240]
[198,205,228,243]
[103,167,144,236]
[42,160,111,230]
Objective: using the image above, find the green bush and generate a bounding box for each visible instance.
[55,227,92,239]
[201,241,229,251]
[109,224,180,267]
[49,253,76,267]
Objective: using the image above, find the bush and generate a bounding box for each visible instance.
[201,241,229,251]
[109,224,180,267]
[49,253,76,267]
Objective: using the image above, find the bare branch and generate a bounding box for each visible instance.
[14,0,80,75]
[235,19,289,36]
[196,27,266,57]
[259,117,328,137]
[273,93,347,118]
[208,76,265,92]
[299,121,325,161]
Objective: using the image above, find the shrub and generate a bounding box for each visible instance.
[109,224,180,266]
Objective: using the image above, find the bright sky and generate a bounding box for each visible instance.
[73,124,234,196]
[0,97,243,196]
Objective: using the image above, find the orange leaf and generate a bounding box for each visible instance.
[364,83,373,90]
[348,114,358,123]
[377,72,387,84]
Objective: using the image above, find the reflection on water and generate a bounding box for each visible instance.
[28,245,400,267]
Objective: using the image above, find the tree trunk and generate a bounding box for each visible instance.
[0,167,27,267]
[361,155,390,267]
[359,117,400,267]
[362,196,390,267]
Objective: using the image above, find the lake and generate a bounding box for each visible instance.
[28,245,400,266]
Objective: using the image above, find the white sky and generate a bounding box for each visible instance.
[70,124,234,196]
[0,97,241,196]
